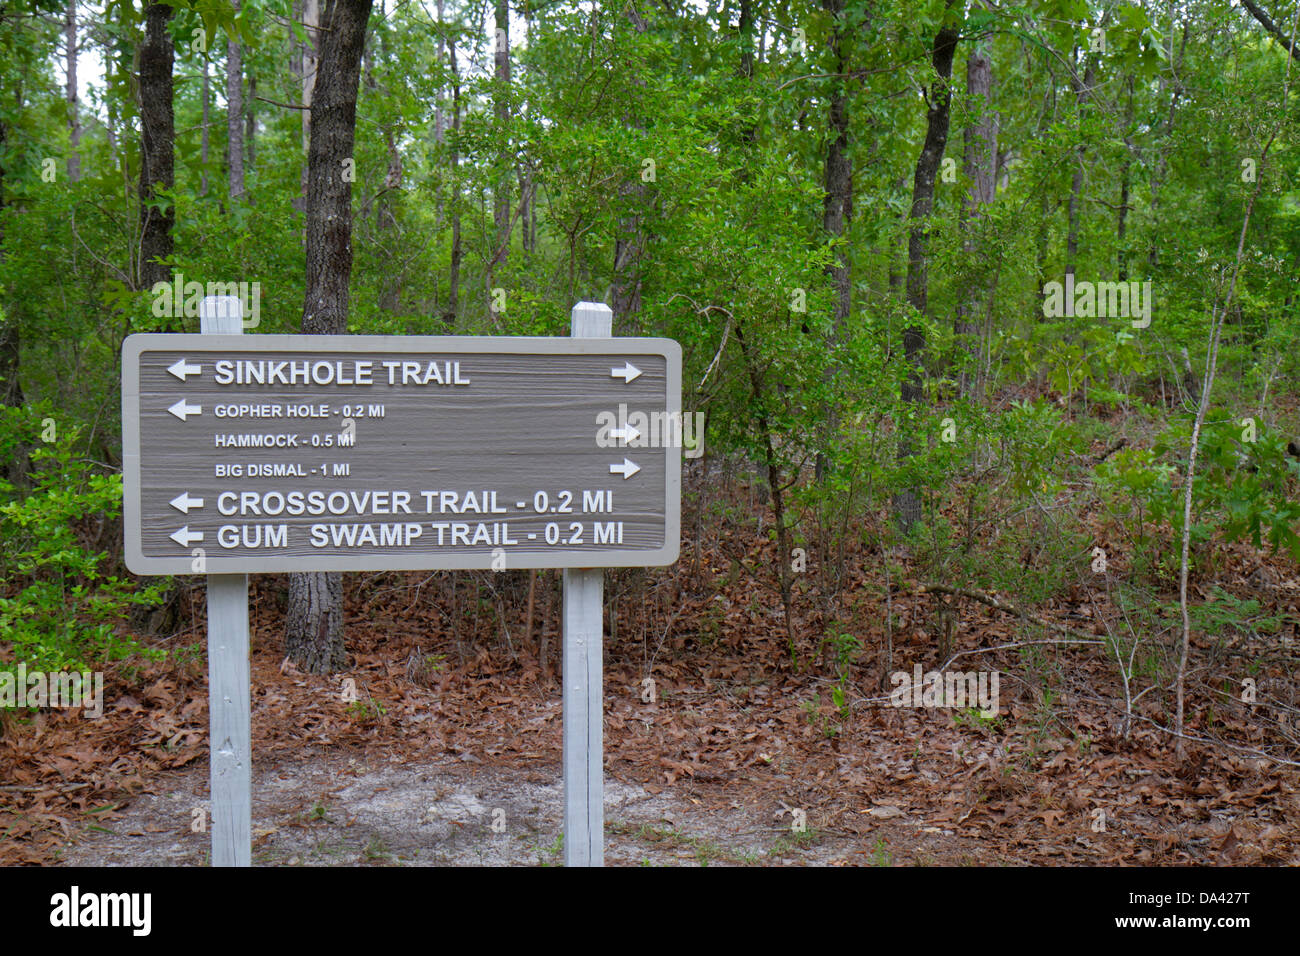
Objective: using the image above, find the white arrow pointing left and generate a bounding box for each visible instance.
[167,358,202,381]
[170,526,204,547]
[169,492,205,514]
[610,425,641,443]
[168,399,202,421]
[609,458,641,479]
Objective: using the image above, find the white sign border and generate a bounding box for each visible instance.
[122,333,682,575]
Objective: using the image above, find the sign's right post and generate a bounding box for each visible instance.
[564,301,611,867]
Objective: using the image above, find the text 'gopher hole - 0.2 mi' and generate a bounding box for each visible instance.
[121,334,682,574]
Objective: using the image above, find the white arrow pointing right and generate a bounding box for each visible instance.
[609,424,641,443]
[609,458,641,479]
[168,399,203,421]
[169,492,205,514]
[169,526,204,547]
[167,358,202,381]
[611,362,642,383]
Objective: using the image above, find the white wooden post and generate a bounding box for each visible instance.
[200,295,251,867]
[565,301,610,866]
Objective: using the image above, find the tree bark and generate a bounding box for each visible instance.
[517,2,534,257]
[955,15,995,399]
[1148,22,1188,271]
[444,34,462,329]
[895,6,959,534]
[285,0,373,674]
[1242,0,1300,59]
[286,570,345,673]
[489,0,510,321]
[246,75,256,171]
[434,0,446,145]
[611,3,649,324]
[300,0,320,202]
[227,0,245,201]
[817,0,852,481]
[0,317,26,491]
[821,0,851,343]
[734,317,798,659]
[1064,60,1096,288]
[299,0,369,335]
[200,58,210,196]
[1117,74,1133,281]
[65,0,80,182]
[0,107,26,488]
[138,3,176,297]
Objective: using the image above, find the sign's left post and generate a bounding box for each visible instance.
[198,296,250,866]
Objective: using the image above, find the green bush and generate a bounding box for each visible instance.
[1097,415,1300,575]
[0,404,165,676]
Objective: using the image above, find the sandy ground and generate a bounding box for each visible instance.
[52,748,998,867]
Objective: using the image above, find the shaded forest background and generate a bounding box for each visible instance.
[3,0,1300,862]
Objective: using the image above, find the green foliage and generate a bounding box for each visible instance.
[0,405,165,675]
[1097,444,1176,555]
[1186,587,1286,642]
[1100,416,1300,574]
[2,0,1300,718]
[909,397,1089,602]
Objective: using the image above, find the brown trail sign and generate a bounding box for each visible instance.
[122,298,683,866]
[122,332,681,574]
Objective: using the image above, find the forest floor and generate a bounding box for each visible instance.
[3,458,1299,866]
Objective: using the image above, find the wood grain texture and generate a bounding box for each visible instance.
[123,332,681,573]
[564,302,609,867]
[201,297,251,868]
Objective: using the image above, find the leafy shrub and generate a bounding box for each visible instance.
[1097,415,1300,576]
[0,405,165,676]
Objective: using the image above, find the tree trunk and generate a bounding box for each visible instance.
[821,0,851,342]
[285,571,345,673]
[200,58,210,196]
[378,127,402,312]
[434,0,446,145]
[65,0,80,182]
[0,318,26,491]
[300,0,320,202]
[444,35,462,329]
[489,0,510,321]
[138,3,176,297]
[1031,92,1053,328]
[955,15,995,399]
[734,318,798,661]
[284,0,373,674]
[1063,49,1100,411]
[895,6,959,534]
[1148,22,1188,271]
[817,0,852,482]
[227,1,245,201]
[611,4,649,324]
[1242,0,1300,58]
[1117,74,1133,281]
[300,0,366,335]
[0,111,26,488]
[246,75,256,171]
[517,0,534,257]
[1064,60,1096,287]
